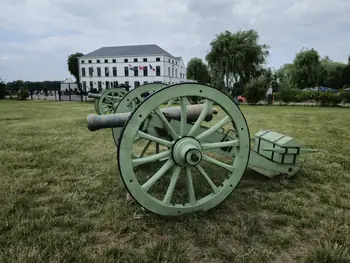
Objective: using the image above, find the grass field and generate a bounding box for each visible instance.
[0,100,349,263]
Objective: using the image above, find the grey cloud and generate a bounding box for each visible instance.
[0,0,349,81]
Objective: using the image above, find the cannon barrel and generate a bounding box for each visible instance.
[88,93,101,99]
[87,104,218,132]
[87,112,130,131]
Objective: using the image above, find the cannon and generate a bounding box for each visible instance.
[88,88,127,115]
[86,83,317,216]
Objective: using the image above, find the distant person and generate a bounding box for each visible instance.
[266,86,273,105]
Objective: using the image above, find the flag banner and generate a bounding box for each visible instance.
[128,64,134,70]
[139,66,145,70]
[149,64,155,71]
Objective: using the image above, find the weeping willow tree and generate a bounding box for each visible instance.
[205,29,270,96]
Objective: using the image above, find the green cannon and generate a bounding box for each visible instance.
[88,88,127,115]
[86,83,317,216]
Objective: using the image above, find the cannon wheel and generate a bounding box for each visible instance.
[111,83,166,145]
[117,83,251,216]
[94,98,101,115]
[98,88,127,115]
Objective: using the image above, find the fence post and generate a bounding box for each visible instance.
[80,83,83,102]
[69,83,71,101]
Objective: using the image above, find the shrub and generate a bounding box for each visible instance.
[273,92,281,101]
[340,90,350,104]
[278,82,299,103]
[18,87,29,100]
[0,83,6,99]
[316,92,342,107]
[244,76,268,104]
[329,93,342,106]
[297,90,318,102]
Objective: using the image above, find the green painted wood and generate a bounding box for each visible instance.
[112,83,166,145]
[98,88,127,115]
[94,98,100,115]
[117,83,251,216]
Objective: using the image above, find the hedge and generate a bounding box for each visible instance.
[273,89,349,106]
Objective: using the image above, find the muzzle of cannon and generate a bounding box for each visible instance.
[86,83,317,217]
[88,92,101,99]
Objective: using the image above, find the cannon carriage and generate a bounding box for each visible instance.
[86,83,317,216]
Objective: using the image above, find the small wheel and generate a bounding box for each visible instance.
[112,83,166,146]
[98,88,127,115]
[117,83,250,216]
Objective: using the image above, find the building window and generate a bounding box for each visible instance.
[144,81,148,84]
[143,67,148,76]
[124,67,129,76]
[176,61,177,65]
[97,59,100,63]
[134,67,138,76]
[134,58,138,62]
[125,81,129,87]
[82,68,86,77]
[112,59,116,63]
[82,81,86,90]
[168,59,170,62]
[113,81,118,88]
[156,57,160,61]
[98,81,102,91]
[88,60,92,63]
[106,81,110,89]
[168,67,170,76]
[124,58,128,62]
[113,67,117,76]
[175,69,177,78]
[135,81,140,88]
[81,60,85,64]
[172,68,174,77]
[104,59,108,63]
[156,66,161,76]
[180,73,182,79]
[97,67,101,76]
[105,67,109,76]
[143,58,147,62]
[90,81,93,90]
[89,67,93,76]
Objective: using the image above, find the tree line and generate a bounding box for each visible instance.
[186,29,350,105]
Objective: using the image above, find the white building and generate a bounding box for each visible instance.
[78,44,189,91]
[60,78,78,92]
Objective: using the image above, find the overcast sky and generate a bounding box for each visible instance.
[1,0,350,82]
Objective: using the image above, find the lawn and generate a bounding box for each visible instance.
[0,100,349,263]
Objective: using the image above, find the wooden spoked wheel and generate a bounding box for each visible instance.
[94,98,101,115]
[117,83,251,216]
[98,88,127,115]
[112,83,166,146]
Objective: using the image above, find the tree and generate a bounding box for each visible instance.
[67,52,84,84]
[244,75,269,104]
[0,77,6,99]
[276,63,295,86]
[205,29,269,95]
[186,57,210,84]
[291,48,321,89]
[319,59,346,89]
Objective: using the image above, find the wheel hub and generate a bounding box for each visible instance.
[172,137,202,167]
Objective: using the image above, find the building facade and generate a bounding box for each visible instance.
[78,44,189,91]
